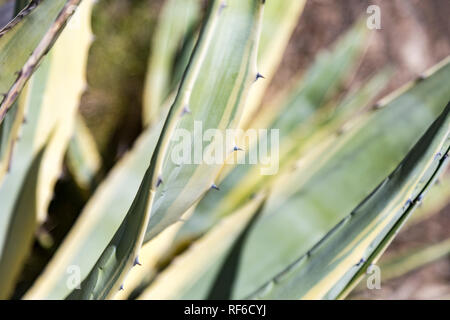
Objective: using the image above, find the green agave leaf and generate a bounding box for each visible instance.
[216,59,450,299]
[172,23,371,251]
[29,0,265,300]
[249,101,449,299]
[0,1,29,181]
[142,0,202,126]
[27,0,308,301]
[137,70,390,300]
[406,170,449,226]
[138,194,266,300]
[171,57,450,299]
[143,0,264,242]
[0,144,46,299]
[66,114,102,192]
[0,0,92,298]
[25,110,167,299]
[0,0,83,124]
[240,0,306,127]
[65,163,156,299]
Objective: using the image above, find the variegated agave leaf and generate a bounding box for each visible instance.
[138,194,266,300]
[0,0,83,124]
[218,59,450,299]
[171,22,371,252]
[24,109,167,300]
[66,114,102,192]
[249,101,449,299]
[0,144,46,298]
[143,0,264,242]
[29,0,309,300]
[142,0,202,126]
[32,0,265,300]
[151,57,450,300]
[0,0,93,298]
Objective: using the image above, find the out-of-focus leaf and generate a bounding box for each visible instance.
[0,145,46,299]
[66,114,102,191]
[378,237,450,282]
[138,194,266,300]
[0,99,25,183]
[249,101,449,300]
[0,0,83,124]
[25,110,166,299]
[142,0,201,126]
[0,0,92,298]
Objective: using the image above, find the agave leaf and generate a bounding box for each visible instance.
[24,110,166,299]
[172,24,372,251]
[0,144,46,299]
[27,0,265,300]
[377,237,450,283]
[66,114,102,191]
[214,59,450,299]
[112,207,193,300]
[142,70,390,300]
[239,0,306,127]
[142,0,202,126]
[138,194,266,300]
[249,101,449,299]
[65,162,156,299]
[0,0,92,227]
[0,99,25,183]
[171,58,450,299]
[143,0,264,242]
[406,170,449,226]
[0,0,92,298]
[0,0,83,124]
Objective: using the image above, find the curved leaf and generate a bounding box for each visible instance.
[142,0,202,126]
[249,101,449,299]
[0,0,83,124]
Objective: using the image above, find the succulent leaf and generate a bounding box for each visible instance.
[248,101,449,299]
[137,194,266,300]
[172,23,372,253]
[220,59,450,299]
[0,144,47,299]
[66,114,102,192]
[142,0,202,126]
[0,0,83,124]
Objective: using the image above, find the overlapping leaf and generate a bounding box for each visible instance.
[172,23,371,251]
[0,0,93,298]
[142,0,201,126]
[249,101,449,299]
[228,60,450,299]
[27,0,265,300]
[0,0,83,124]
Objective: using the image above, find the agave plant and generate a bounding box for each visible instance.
[0,0,449,300]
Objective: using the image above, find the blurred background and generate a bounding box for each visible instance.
[1,0,449,299]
